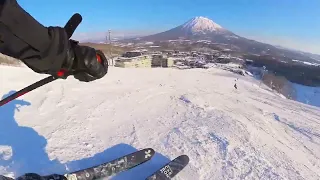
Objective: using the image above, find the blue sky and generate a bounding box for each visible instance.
[18,0,320,54]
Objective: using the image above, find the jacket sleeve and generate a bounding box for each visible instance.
[0,0,69,73]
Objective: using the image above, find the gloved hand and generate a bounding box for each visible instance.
[67,43,109,82]
[0,0,108,82]
[38,28,109,82]
[35,27,108,82]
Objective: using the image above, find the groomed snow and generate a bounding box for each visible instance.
[0,65,320,179]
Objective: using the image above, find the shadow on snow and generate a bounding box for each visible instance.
[0,91,170,179]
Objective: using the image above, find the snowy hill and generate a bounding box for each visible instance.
[0,65,320,179]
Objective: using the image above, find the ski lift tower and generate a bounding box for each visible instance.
[107,29,114,66]
[108,30,111,44]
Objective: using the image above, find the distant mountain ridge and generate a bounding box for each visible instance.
[135,16,319,62]
[140,16,238,41]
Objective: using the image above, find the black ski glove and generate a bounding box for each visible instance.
[71,45,108,82]
[0,0,108,82]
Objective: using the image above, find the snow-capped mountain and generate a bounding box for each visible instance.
[181,16,224,34]
[136,16,319,62]
[139,16,237,41]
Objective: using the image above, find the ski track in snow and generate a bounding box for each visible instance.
[0,65,320,180]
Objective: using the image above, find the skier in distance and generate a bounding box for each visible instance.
[0,0,108,179]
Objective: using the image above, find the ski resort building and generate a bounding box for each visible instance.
[151,54,174,67]
[115,51,152,68]
[115,51,175,68]
[115,56,152,68]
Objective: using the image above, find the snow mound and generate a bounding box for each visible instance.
[0,66,320,179]
[182,16,223,34]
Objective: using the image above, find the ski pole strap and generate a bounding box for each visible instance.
[0,75,57,106]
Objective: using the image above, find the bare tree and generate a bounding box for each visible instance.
[262,72,296,99]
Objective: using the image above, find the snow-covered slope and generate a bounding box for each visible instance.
[0,65,320,180]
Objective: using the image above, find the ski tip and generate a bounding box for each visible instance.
[145,154,190,180]
[179,154,190,164]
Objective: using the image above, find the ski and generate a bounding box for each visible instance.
[146,155,189,180]
[64,148,155,180]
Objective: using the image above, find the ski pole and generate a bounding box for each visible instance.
[0,75,57,106]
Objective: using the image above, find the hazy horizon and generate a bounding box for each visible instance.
[18,0,320,54]
[72,26,320,55]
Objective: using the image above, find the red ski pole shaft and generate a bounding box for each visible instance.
[0,75,56,106]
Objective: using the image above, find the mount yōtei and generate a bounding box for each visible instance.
[140,16,239,42]
[135,16,318,62]
[138,16,279,54]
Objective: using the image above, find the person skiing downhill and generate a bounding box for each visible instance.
[0,0,108,179]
